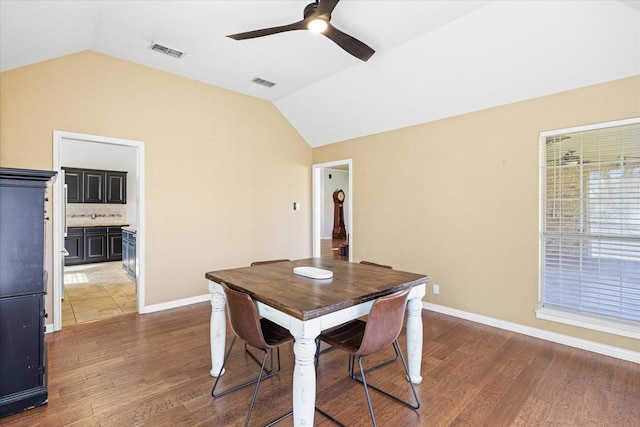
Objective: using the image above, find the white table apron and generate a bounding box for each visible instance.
[208,280,426,427]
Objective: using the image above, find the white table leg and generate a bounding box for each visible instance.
[292,337,317,426]
[209,281,227,377]
[406,296,423,384]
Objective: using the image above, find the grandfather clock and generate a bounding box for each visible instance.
[332,189,347,239]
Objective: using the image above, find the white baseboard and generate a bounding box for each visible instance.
[44,294,211,333]
[423,302,640,364]
[143,293,211,314]
[46,296,636,364]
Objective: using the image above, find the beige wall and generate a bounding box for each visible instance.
[1,50,638,352]
[313,76,640,352]
[0,51,312,307]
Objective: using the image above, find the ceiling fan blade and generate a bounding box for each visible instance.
[323,24,375,61]
[316,0,340,18]
[227,20,307,40]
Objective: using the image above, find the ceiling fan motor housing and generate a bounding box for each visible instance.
[304,2,319,19]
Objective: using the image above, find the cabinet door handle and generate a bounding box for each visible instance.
[64,184,68,237]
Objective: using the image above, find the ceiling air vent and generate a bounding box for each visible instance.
[150,42,184,59]
[252,77,276,88]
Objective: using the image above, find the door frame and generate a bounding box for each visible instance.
[312,159,352,260]
[52,131,145,331]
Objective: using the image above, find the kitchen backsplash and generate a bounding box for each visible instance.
[67,203,127,227]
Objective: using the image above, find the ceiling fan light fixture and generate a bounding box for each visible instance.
[308,18,328,33]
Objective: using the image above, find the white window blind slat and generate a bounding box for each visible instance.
[541,121,640,326]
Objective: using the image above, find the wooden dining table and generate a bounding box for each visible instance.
[205,258,428,426]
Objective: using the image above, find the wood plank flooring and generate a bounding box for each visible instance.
[3,302,638,426]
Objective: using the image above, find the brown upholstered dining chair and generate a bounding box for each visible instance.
[357,260,400,371]
[211,282,294,426]
[244,259,291,371]
[318,260,398,370]
[315,289,419,426]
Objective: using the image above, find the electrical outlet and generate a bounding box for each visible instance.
[433,284,439,295]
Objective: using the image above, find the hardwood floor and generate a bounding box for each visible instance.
[3,302,638,426]
[63,261,137,325]
[321,238,348,260]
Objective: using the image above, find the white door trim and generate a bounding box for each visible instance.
[311,159,352,260]
[52,130,146,331]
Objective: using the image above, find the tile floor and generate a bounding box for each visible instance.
[61,244,343,327]
[63,261,137,325]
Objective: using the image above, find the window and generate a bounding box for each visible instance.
[538,118,640,338]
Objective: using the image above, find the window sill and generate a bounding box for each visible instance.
[536,308,639,340]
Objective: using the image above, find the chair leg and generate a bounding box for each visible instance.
[350,341,420,411]
[245,343,278,374]
[318,343,336,355]
[264,411,293,427]
[346,345,399,380]
[212,336,282,398]
[357,355,378,427]
[265,407,346,427]
[361,343,399,375]
[244,348,269,427]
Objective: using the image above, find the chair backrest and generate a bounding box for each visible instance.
[355,289,410,356]
[250,259,290,266]
[360,260,392,269]
[220,282,269,350]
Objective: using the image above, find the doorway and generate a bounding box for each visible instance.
[52,131,145,331]
[312,159,352,260]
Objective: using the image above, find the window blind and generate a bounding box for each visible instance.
[541,121,640,325]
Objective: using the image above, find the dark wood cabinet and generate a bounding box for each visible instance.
[84,227,108,263]
[122,229,136,280]
[63,168,82,203]
[64,227,84,264]
[105,172,126,204]
[62,167,127,204]
[64,227,123,265]
[0,167,56,418]
[83,170,104,203]
[108,227,123,259]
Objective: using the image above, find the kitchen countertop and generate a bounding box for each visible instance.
[68,223,129,228]
[121,226,137,233]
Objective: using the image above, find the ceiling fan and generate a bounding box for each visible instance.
[226,0,375,62]
[561,150,581,165]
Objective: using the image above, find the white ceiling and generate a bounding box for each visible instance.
[1,1,638,147]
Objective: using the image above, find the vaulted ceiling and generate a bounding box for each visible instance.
[1,1,638,147]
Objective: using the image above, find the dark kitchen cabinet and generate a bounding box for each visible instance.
[122,229,136,280]
[0,167,56,418]
[64,227,84,264]
[84,227,108,263]
[62,167,127,204]
[107,227,123,260]
[64,227,123,265]
[63,168,82,203]
[83,170,104,203]
[105,172,126,204]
